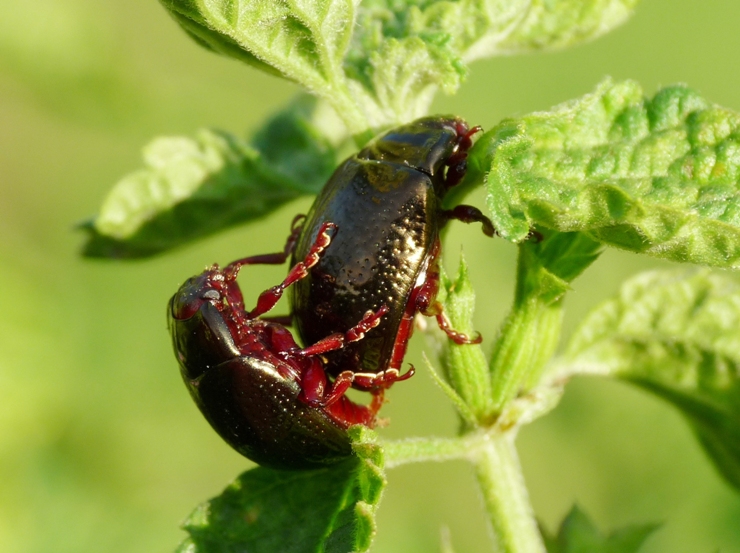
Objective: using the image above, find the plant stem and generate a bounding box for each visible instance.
[489,242,564,412]
[383,435,479,468]
[384,431,545,552]
[473,432,546,553]
[489,297,562,411]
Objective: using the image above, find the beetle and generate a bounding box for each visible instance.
[290,116,494,391]
[168,219,389,469]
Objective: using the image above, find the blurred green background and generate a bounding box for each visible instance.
[2,1,740,551]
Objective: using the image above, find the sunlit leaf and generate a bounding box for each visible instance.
[561,269,740,490]
[469,79,740,268]
[158,1,638,131]
[158,0,374,131]
[82,95,344,258]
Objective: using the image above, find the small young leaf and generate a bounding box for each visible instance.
[179,433,385,553]
[561,269,740,490]
[345,34,465,128]
[542,505,658,553]
[469,79,740,269]
[344,1,638,125]
[82,95,344,258]
[437,256,493,423]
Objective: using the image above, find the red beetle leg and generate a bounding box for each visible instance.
[299,305,388,357]
[351,365,415,390]
[298,365,353,408]
[383,266,435,375]
[416,241,482,345]
[432,312,482,344]
[222,214,306,280]
[444,124,482,188]
[248,222,337,318]
[442,205,496,237]
[299,365,382,428]
[324,389,385,428]
[265,323,301,352]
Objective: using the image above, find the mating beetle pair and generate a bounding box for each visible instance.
[168,116,495,469]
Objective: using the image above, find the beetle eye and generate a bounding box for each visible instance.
[203,289,221,301]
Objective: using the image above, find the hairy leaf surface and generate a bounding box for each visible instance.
[178,428,385,553]
[470,80,740,268]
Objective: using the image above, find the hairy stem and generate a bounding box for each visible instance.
[384,431,545,552]
[383,435,479,468]
[473,432,546,553]
[489,242,565,412]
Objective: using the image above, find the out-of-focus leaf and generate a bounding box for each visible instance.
[82,96,344,258]
[561,269,740,490]
[469,79,740,268]
[485,0,638,58]
[178,427,385,553]
[542,505,658,553]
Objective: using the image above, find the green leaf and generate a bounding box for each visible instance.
[542,505,658,553]
[345,33,465,128]
[517,230,603,304]
[355,0,638,63]
[561,268,740,490]
[469,79,740,268]
[485,0,639,58]
[345,0,637,128]
[159,1,638,132]
[82,95,344,258]
[179,428,385,553]
[159,0,372,132]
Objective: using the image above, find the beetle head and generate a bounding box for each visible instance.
[169,268,223,321]
[358,116,468,179]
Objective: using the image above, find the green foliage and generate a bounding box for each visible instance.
[178,428,385,553]
[560,269,740,490]
[541,506,658,553]
[488,0,638,56]
[159,0,638,131]
[83,95,344,258]
[74,0,740,552]
[469,79,740,268]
